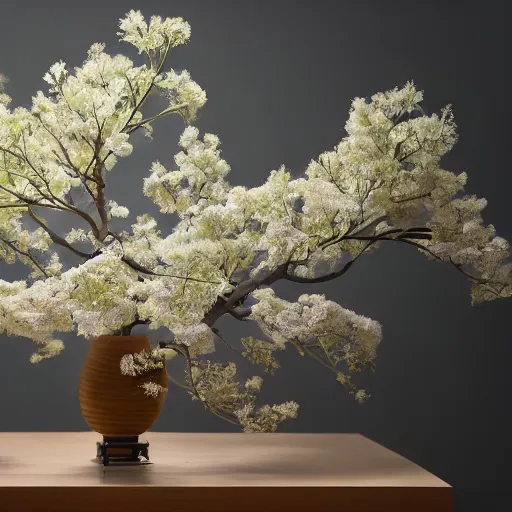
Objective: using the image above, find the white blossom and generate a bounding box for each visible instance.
[174,323,216,356]
[118,10,191,54]
[43,61,68,92]
[156,69,207,123]
[64,228,87,244]
[120,349,166,377]
[105,133,133,158]
[249,289,382,368]
[140,381,168,398]
[245,376,263,392]
[178,126,199,148]
[107,200,130,218]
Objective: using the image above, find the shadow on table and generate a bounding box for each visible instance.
[0,457,26,470]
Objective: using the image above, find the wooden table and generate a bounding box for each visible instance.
[0,432,452,511]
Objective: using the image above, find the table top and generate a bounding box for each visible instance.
[0,432,452,511]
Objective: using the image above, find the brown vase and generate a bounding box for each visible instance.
[78,335,167,438]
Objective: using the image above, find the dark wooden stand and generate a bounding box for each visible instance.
[96,436,149,466]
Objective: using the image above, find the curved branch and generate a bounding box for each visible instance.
[180,344,240,426]
[0,202,66,214]
[228,306,252,321]
[203,261,290,327]
[342,233,489,286]
[27,206,92,258]
[0,184,42,205]
[0,235,49,277]
[120,255,223,285]
[284,240,376,284]
[0,171,56,206]
[212,327,243,355]
[124,102,189,134]
[166,371,192,390]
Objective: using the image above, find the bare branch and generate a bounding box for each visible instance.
[203,261,292,327]
[284,240,376,284]
[124,103,189,134]
[27,206,91,258]
[120,255,223,285]
[228,306,252,321]
[390,190,434,204]
[212,327,242,355]
[0,201,63,211]
[321,229,490,287]
[0,235,49,277]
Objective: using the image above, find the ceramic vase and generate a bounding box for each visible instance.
[78,335,167,438]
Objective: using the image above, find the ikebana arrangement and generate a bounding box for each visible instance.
[0,10,510,455]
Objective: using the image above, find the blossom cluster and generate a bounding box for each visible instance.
[188,360,299,432]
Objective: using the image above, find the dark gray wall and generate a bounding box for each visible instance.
[0,2,510,511]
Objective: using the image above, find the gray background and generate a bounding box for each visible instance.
[0,1,510,511]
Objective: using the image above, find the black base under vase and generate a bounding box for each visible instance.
[95,436,150,466]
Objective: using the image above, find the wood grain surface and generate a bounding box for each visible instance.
[0,431,453,511]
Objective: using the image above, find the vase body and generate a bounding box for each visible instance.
[79,335,167,438]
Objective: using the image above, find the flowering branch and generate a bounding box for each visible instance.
[0,12,510,433]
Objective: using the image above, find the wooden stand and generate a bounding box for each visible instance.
[96,436,150,466]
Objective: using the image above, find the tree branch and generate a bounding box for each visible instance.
[203,262,290,327]
[0,200,65,212]
[180,344,240,426]
[0,235,49,277]
[90,107,109,241]
[120,255,223,285]
[27,206,91,258]
[228,306,252,321]
[212,327,242,355]
[284,240,376,284]
[124,103,189,134]
[322,230,490,287]
[122,38,173,131]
